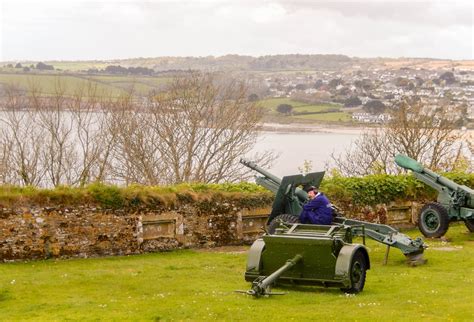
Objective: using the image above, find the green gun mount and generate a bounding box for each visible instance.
[241,158,325,225]
[240,224,370,297]
[240,158,426,265]
[395,154,474,237]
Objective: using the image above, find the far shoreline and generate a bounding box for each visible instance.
[260,122,370,135]
[260,122,474,136]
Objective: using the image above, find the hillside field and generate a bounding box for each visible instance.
[0,72,171,96]
[258,97,353,123]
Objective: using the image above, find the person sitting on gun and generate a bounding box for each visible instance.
[299,186,333,225]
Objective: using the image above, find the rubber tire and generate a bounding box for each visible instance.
[464,219,474,232]
[267,214,299,234]
[341,250,367,294]
[418,202,450,238]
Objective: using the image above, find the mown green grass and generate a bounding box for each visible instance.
[0,224,472,321]
[258,97,308,110]
[292,103,337,113]
[293,112,352,122]
[258,97,351,123]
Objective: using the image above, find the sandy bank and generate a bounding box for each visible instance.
[260,122,370,135]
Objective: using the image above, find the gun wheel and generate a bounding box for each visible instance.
[267,214,299,234]
[418,202,449,238]
[464,219,474,232]
[341,250,367,294]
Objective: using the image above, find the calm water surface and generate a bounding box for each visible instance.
[251,131,361,177]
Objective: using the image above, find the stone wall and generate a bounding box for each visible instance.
[0,202,273,261]
[0,199,420,261]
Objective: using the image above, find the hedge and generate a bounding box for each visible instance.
[321,172,474,206]
[0,172,472,209]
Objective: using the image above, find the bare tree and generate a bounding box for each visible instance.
[109,73,273,185]
[0,84,45,185]
[0,74,274,187]
[148,74,268,183]
[0,140,12,184]
[30,79,77,187]
[331,98,465,176]
[68,81,117,186]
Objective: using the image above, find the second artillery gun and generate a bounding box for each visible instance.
[395,154,474,238]
[239,159,426,297]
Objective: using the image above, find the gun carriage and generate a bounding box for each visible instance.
[239,159,426,297]
[395,154,474,238]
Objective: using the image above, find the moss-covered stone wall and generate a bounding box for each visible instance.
[3,172,471,261]
[0,189,274,261]
[1,199,423,261]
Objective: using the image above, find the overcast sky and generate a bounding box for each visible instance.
[1,0,472,61]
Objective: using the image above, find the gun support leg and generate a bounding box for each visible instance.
[405,252,427,266]
[383,245,390,265]
[249,254,303,297]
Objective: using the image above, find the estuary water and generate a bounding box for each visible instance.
[251,129,362,177]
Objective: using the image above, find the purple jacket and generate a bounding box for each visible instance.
[299,192,333,225]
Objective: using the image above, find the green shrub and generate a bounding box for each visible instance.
[1,172,472,209]
[87,183,124,208]
[321,172,474,206]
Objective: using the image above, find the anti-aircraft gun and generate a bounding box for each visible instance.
[395,154,474,238]
[239,159,426,297]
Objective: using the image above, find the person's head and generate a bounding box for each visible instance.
[305,185,318,199]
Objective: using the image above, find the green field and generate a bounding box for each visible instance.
[293,112,352,122]
[0,223,472,321]
[0,72,171,96]
[258,97,351,123]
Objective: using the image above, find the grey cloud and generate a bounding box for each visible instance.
[279,1,473,28]
[1,0,471,60]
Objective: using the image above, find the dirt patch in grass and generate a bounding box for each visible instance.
[431,246,463,251]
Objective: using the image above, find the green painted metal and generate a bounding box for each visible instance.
[240,158,426,261]
[243,224,370,297]
[241,158,325,223]
[395,154,474,237]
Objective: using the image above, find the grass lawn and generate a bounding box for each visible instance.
[1,223,473,321]
[292,104,337,113]
[258,97,352,123]
[293,112,353,122]
[258,97,309,110]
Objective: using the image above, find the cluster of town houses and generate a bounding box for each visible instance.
[260,67,474,124]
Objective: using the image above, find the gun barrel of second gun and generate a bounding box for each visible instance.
[395,154,459,191]
[240,159,282,185]
[394,154,424,173]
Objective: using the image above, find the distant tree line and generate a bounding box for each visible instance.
[4,62,54,72]
[87,65,155,76]
[101,54,353,72]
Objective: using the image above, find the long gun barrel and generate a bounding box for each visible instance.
[395,154,474,237]
[241,158,281,193]
[395,155,460,192]
[240,158,281,185]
